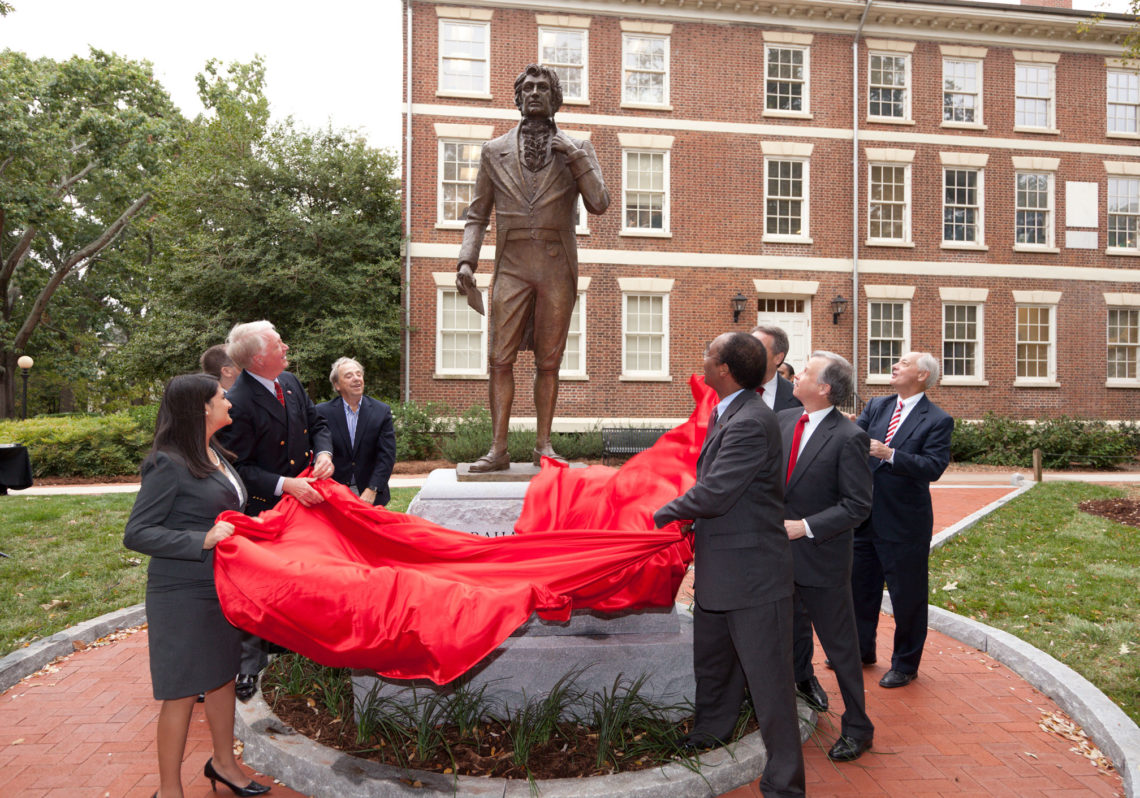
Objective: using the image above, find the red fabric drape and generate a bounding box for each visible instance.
[213,376,718,685]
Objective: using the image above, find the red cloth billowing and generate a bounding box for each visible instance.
[213,376,718,685]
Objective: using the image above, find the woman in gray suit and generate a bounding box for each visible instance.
[125,374,270,798]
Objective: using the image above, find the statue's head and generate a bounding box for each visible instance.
[514,64,563,118]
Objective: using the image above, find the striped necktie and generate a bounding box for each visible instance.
[883,399,904,445]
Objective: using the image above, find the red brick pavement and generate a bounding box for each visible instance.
[0,484,1125,797]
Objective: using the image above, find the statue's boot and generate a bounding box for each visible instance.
[532,444,567,467]
[469,448,511,473]
[531,367,565,467]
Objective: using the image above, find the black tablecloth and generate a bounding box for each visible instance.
[0,445,33,494]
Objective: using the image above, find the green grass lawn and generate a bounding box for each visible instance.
[0,486,419,657]
[929,481,1139,726]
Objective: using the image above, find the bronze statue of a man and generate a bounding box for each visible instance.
[456,64,609,472]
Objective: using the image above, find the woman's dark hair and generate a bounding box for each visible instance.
[149,374,233,479]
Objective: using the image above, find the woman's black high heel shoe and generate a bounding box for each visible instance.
[203,758,271,796]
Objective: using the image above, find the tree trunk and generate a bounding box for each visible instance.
[0,350,16,420]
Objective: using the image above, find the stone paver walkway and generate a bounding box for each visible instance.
[0,482,1126,797]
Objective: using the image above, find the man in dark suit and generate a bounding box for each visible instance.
[751,325,801,412]
[217,320,334,700]
[456,64,609,471]
[654,332,804,798]
[316,357,396,506]
[853,352,953,689]
[780,351,874,762]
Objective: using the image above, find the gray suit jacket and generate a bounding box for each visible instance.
[457,125,609,283]
[780,406,873,588]
[124,449,246,580]
[655,390,792,611]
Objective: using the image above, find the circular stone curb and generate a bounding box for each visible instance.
[234,689,801,798]
[0,602,146,693]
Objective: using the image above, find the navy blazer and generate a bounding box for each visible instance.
[315,395,397,506]
[772,374,802,413]
[855,394,954,544]
[780,406,873,587]
[124,449,246,580]
[216,370,333,516]
[655,390,793,611]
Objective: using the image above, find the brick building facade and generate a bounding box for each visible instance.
[401,0,1140,424]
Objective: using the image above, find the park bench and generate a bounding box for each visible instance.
[601,427,670,465]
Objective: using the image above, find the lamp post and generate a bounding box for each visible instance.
[16,356,33,420]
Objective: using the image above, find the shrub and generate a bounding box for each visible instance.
[391,400,451,461]
[438,406,604,462]
[0,412,153,477]
[951,414,1138,470]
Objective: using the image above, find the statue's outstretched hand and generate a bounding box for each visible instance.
[456,263,476,295]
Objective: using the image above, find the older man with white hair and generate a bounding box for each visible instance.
[316,357,396,506]
[852,352,953,689]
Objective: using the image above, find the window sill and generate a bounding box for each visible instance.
[621,102,674,112]
[620,229,673,238]
[435,90,493,101]
[762,235,813,244]
[940,377,989,386]
[1013,379,1060,388]
[1106,247,1140,257]
[575,229,591,236]
[866,117,915,126]
[1013,126,1060,136]
[940,121,987,131]
[865,240,915,248]
[1106,130,1140,140]
[1106,380,1140,388]
[561,97,590,106]
[558,374,590,381]
[865,375,893,385]
[1013,245,1060,254]
[762,109,813,120]
[434,372,488,380]
[941,242,988,251]
[435,222,466,231]
[620,374,673,382]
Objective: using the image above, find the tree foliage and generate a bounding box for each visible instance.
[118,59,403,402]
[0,48,181,416]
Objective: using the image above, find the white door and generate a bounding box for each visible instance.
[756,297,811,374]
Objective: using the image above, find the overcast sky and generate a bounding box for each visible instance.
[1,0,1132,154]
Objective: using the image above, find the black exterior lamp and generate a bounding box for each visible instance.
[831,295,848,325]
[731,292,748,324]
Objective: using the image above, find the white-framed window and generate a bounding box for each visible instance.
[943,168,982,245]
[868,300,909,378]
[1107,306,1140,383]
[539,26,588,103]
[1107,69,1140,135]
[764,158,809,241]
[438,19,490,96]
[1015,63,1055,130]
[943,58,982,124]
[868,52,910,121]
[622,33,669,107]
[868,163,910,243]
[1015,171,1054,248]
[559,291,587,379]
[1108,176,1140,252]
[942,303,983,380]
[437,139,483,227]
[622,149,669,234]
[435,276,489,377]
[619,278,673,380]
[1015,304,1056,384]
[765,45,809,114]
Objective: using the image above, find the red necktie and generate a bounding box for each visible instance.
[274,380,285,406]
[786,413,809,484]
[884,399,904,444]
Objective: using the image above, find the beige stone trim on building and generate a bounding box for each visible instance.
[752,279,820,296]
[1104,161,1140,175]
[761,141,814,157]
[940,45,988,58]
[577,276,592,291]
[864,284,915,299]
[865,39,915,53]
[1011,156,1060,171]
[939,287,989,302]
[763,31,813,45]
[1012,50,1061,64]
[1011,290,1061,304]
[433,123,495,140]
[436,5,493,20]
[433,272,491,289]
[1103,292,1140,306]
[866,148,914,163]
[940,152,989,167]
[560,129,592,140]
[617,277,674,293]
[535,14,590,28]
[617,133,674,149]
[620,20,673,35]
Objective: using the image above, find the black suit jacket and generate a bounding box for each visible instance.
[780,406,873,588]
[216,370,333,516]
[655,390,793,611]
[772,375,802,413]
[315,395,397,506]
[855,394,954,544]
[124,449,246,580]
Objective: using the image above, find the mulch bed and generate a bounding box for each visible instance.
[1078,498,1140,529]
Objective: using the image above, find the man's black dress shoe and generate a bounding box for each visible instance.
[824,656,876,669]
[204,757,271,796]
[234,673,258,703]
[795,676,829,712]
[878,669,917,688]
[673,734,719,753]
[827,734,873,762]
